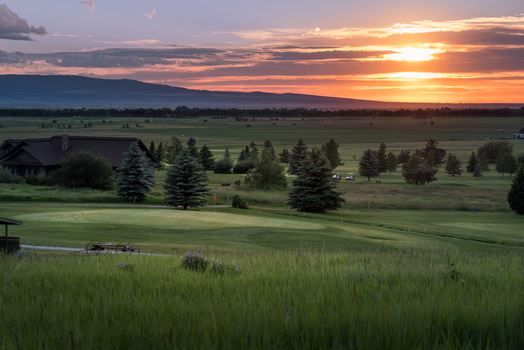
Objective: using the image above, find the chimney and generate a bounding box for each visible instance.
[61,134,70,152]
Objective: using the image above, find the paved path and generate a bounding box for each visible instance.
[21,244,170,256]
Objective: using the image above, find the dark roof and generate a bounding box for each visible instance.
[0,135,156,168]
[0,217,22,225]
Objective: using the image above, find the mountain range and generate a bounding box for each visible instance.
[0,75,522,109]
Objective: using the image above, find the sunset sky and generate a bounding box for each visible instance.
[1,1,524,103]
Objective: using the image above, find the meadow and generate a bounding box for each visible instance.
[1,114,524,349]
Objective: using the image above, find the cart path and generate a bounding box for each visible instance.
[21,244,170,256]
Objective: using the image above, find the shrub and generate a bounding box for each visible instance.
[25,174,54,186]
[54,150,114,190]
[0,169,22,184]
[181,251,208,272]
[231,195,248,209]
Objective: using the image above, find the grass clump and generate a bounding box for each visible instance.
[181,250,208,271]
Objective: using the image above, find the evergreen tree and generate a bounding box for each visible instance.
[199,144,215,171]
[149,141,156,159]
[247,146,287,189]
[289,139,308,175]
[322,138,343,169]
[473,163,483,178]
[376,142,387,173]
[187,137,199,158]
[214,148,233,174]
[466,152,478,173]
[279,148,290,164]
[445,153,462,176]
[359,149,380,182]
[116,143,155,203]
[263,140,276,160]
[402,152,437,185]
[249,142,259,160]
[422,139,446,167]
[234,144,259,174]
[496,152,517,176]
[164,150,209,210]
[508,165,524,214]
[165,137,184,164]
[154,141,165,163]
[288,148,344,213]
[386,152,398,175]
[398,150,411,164]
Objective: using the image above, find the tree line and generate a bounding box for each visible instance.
[1,107,523,119]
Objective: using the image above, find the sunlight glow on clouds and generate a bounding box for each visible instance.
[1,8,524,103]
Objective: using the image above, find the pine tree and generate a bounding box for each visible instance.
[187,137,199,158]
[214,148,233,174]
[508,165,524,214]
[402,152,437,185]
[199,144,215,171]
[288,148,344,213]
[466,152,478,173]
[398,150,411,164]
[116,143,155,203]
[496,152,518,176]
[445,153,462,176]
[422,139,446,167]
[386,152,397,175]
[359,149,380,182]
[263,140,276,160]
[376,142,387,173]
[165,137,184,164]
[289,139,308,175]
[247,146,287,189]
[279,148,290,163]
[473,163,482,178]
[149,141,156,159]
[154,142,165,163]
[164,150,209,210]
[321,138,343,169]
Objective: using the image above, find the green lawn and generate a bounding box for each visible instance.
[3,203,523,254]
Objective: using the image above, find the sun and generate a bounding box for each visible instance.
[384,47,440,62]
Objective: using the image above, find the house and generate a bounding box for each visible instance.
[0,135,156,177]
[514,128,524,140]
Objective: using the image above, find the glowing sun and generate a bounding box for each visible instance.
[384,47,440,62]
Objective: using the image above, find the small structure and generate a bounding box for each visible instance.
[0,217,22,254]
[514,128,524,140]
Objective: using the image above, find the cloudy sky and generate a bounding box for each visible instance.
[1,1,524,102]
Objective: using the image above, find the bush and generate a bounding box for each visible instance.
[0,169,22,184]
[54,150,114,190]
[181,251,208,272]
[25,174,54,186]
[214,159,233,174]
[231,195,248,209]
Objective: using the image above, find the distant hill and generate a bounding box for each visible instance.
[0,75,522,109]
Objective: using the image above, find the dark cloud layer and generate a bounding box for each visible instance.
[0,4,46,41]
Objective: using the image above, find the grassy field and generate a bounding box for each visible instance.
[1,250,523,349]
[1,115,524,348]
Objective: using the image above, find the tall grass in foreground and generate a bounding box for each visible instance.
[0,250,523,349]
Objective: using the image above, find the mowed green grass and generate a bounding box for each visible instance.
[3,204,524,254]
[1,250,523,349]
